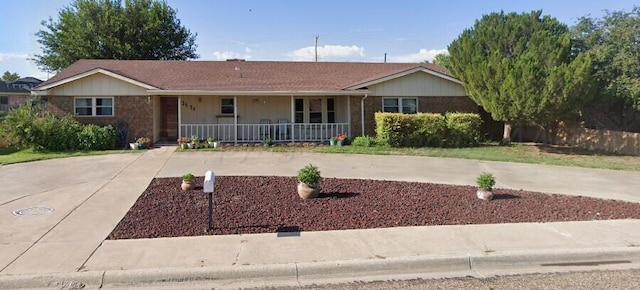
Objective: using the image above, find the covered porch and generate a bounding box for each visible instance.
[157,92,357,143]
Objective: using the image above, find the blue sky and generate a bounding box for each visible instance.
[1,0,637,80]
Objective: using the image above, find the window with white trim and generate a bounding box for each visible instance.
[74,97,114,116]
[382,97,418,114]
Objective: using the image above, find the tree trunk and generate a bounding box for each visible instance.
[500,123,512,145]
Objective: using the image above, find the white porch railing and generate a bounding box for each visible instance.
[180,123,349,143]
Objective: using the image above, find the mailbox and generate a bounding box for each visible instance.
[204,170,215,232]
[204,171,215,193]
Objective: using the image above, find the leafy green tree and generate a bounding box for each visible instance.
[433,53,451,72]
[448,11,595,144]
[572,7,640,131]
[34,0,198,72]
[1,71,20,82]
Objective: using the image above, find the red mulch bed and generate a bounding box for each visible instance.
[107,176,640,239]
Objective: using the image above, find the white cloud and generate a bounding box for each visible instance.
[0,53,28,62]
[288,45,365,61]
[387,48,448,63]
[212,47,253,61]
[0,52,49,80]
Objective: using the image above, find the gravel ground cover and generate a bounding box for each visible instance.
[108,176,640,239]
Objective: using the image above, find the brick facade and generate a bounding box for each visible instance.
[47,96,153,142]
[350,96,478,137]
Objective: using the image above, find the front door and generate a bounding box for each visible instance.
[160,97,178,141]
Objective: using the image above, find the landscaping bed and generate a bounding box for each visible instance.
[108,176,640,239]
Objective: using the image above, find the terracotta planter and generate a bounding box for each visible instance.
[297,182,319,199]
[181,180,194,191]
[477,189,493,200]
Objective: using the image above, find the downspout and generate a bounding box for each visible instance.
[360,93,368,136]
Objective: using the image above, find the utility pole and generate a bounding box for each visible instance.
[384,53,387,63]
[315,35,319,62]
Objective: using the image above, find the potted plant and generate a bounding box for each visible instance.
[190,135,200,149]
[329,136,337,146]
[297,164,321,199]
[136,137,152,149]
[129,141,138,150]
[264,137,273,147]
[476,172,496,200]
[181,173,195,191]
[335,133,347,146]
[206,137,218,148]
[177,137,190,149]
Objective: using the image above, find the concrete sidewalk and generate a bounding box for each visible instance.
[1,148,640,289]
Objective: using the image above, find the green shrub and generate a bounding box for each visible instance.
[351,136,376,147]
[78,124,118,151]
[414,113,446,147]
[476,172,496,191]
[375,113,416,147]
[2,105,118,151]
[182,173,195,182]
[375,112,447,147]
[35,114,82,151]
[445,112,482,147]
[297,164,321,185]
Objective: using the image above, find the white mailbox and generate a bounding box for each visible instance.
[204,170,215,193]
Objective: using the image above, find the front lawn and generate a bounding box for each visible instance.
[185,142,640,172]
[0,146,133,165]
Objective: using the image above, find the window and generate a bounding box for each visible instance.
[0,96,8,112]
[294,97,336,123]
[382,97,418,114]
[309,98,322,123]
[74,97,114,116]
[294,98,304,123]
[327,98,335,123]
[221,98,235,114]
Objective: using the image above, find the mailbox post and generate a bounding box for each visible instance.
[204,170,215,232]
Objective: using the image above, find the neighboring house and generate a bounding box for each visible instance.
[32,59,477,143]
[0,77,43,113]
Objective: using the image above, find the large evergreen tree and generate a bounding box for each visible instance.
[448,11,595,144]
[572,7,640,131]
[34,0,198,72]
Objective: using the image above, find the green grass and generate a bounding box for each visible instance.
[317,143,640,171]
[188,142,640,172]
[6,141,639,172]
[0,146,134,165]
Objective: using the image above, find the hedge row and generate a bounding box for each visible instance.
[374,112,482,148]
[1,105,118,151]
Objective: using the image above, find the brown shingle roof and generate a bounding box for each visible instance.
[37,59,455,91]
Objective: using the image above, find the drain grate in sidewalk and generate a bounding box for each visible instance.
[12,206,55,216]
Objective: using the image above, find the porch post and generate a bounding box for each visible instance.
[346,95,351,138]
[290,95,295,143]
[177,96,182,139]
[234,96,238,144]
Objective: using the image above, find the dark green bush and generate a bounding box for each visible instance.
[351,136,376,147]
[444,112,482,147]
[413,113,446,147]
[375,112,446,147]
[78,124,118,150]
[2,105,119,151]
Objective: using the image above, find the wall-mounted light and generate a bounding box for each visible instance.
[147,96,151,104]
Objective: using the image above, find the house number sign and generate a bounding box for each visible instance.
[181,100,196,111]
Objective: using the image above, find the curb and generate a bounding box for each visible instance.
[2,248,640,289]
